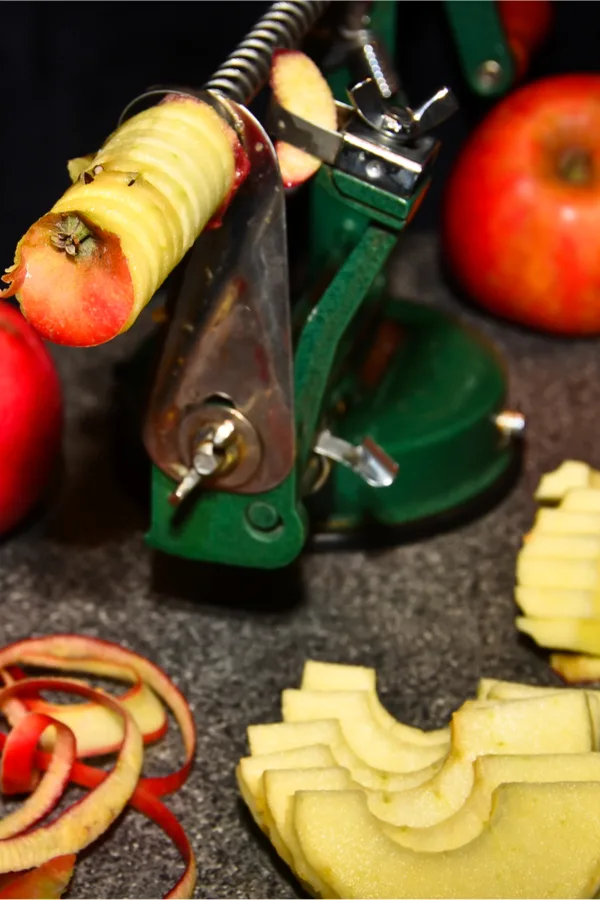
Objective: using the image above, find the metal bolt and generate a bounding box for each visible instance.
[365,159,385,180]
[246,502,281,533]
[168,419,237,506]
[495,410,526,438]
[475,60,504,91]
[381,113,404,135]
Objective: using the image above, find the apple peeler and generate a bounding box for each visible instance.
[120,0,526,569]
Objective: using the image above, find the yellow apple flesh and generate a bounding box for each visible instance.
[293,782,600,898]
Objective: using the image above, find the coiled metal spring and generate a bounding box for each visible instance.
[204,0,331,106]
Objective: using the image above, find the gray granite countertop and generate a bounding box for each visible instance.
[1,232,600,899]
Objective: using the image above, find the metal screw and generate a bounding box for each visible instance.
[475,59,504,91]
[365,159,384,180]
[246,502,281,533]
[169,419,237,506]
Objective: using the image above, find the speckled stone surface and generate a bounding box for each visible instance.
[2,232,600,898]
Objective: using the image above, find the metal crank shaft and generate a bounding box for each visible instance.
[204,0,331,105]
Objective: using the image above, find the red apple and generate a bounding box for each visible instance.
[0,301,62,535]
[443,74,600,335]
[497,0,552,79]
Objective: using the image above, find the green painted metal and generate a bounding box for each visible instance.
[144,0,519,568]
[146,467,307,569]
[305,299,512,532]
[443,0,515,97]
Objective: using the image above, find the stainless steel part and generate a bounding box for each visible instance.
[495,410,527,438]
[348,78,459,139]
[339,1,400,100]
[314,430,399,488]
[204,0,331,105]
[266,95,441,197]
[168,418,237,506]
[175,405,263,492]
[143,94,295,495]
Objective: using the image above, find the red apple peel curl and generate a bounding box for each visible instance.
[0,635,199,898]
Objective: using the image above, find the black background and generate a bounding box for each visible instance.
[0,0,598,266]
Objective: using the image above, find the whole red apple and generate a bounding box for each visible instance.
[443,74,600,335]
[0,300,62,536]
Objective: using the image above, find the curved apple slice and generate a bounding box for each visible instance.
[264,767,354,899]
[535,460,600,503]
[300,661,449,746]
[293,782,600,899]
[362,693,592,828]
[237,744,336,829]
[518,616,600,657]
[381,751,600,852]
[281,690,447,772]
[552,653,600,683]
[269,50,337,188]
[248,720,444,791]
[259,752,600,863]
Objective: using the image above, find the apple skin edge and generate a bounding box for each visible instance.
[0,213,135,347]
[269,49,337,189]
[0,636,199,898]
[0,95,251,349]
[443,74,600,336]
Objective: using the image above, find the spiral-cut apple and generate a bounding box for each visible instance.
[0,95,249,347]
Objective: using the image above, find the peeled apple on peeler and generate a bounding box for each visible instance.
[0,94,251,348]
[1,50,336,349]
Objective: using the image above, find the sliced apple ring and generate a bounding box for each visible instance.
[282,690,447,772]
[515,585,600,617]
[269,50,337,188]
[264,767,354,898]
[533,508,600,535]
[361,692,593,828]
[300,661,449,745]
[534,459,600,503]
[247,720,444,791]
[293,782,600,899]
[261,751,600,862]
[518,616,600,657]
[236,744,337,828]
[552,653,600,683]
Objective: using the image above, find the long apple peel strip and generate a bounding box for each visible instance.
[10,661,168,757]
[0,676,142,870]
[0,635,195,796]
[0,637,197,897]
[0,855,77,899]
[0,711,76,839]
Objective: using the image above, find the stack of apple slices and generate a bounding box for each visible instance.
[237,659,600,898]
[514,460,600,683]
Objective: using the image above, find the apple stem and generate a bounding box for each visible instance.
[557,148,593,186]
[50,215,97,259]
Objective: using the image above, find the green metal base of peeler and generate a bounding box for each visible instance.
[305,297,515,538]
[144,298,518,569]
